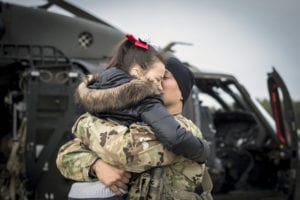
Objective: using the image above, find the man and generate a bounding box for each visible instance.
[56,57,213,200]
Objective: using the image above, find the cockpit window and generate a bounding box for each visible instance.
[228,84,242,98]
[198,92,222,111]
[196,79,246,113]
[212,86,236,110]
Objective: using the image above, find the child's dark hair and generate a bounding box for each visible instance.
[107,38,164,72]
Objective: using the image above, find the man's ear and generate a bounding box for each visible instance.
[129,65,143,78]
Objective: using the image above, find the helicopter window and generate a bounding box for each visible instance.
[198,92,222,112]
[223,83,246,110]
[211,86,236,110]
[228,84,242,98]
[196,82,248,114]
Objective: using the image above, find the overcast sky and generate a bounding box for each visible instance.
[6,0,300,100]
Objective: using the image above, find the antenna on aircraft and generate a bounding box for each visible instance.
[161,41,193,53]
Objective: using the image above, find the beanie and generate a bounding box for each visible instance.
[166,57,195,103]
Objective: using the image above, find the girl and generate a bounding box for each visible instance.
[57,34,210,200]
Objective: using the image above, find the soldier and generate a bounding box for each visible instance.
[57,57,213,199]
[57,35,211,199]
[126,57,213,200]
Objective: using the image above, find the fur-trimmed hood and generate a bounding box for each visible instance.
[76,67,162,113]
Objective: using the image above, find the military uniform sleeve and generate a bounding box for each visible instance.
[72,113,209,173]
[72,113,181,173]
[177,115,203,139]
[56,137,99,182]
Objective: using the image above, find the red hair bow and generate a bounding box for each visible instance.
[125,34,149,50]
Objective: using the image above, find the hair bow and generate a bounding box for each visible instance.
[125,34,149,50]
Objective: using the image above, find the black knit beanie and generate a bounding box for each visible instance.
[166,57,195,103]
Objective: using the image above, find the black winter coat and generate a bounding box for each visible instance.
[75,67,210,163]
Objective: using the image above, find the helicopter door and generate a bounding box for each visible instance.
[267,68,297,151]
[267,68,299,199]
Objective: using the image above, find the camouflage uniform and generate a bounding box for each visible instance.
[56,138,99,182]
[57,68,213,199]
[57,113,213,199]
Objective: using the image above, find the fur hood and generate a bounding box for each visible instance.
[76,68,162,113]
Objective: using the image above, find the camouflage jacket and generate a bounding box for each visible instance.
[56,69,161,182]
[73,68,210,163]
[56,70,213,199]
[57,113,207,196]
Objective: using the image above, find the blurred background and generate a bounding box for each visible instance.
[1,1,300,199]
[7,0,300,100]
[5,0,300,128]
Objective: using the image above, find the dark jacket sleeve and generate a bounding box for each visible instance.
[96,96,210,163]
[140,100,210,163]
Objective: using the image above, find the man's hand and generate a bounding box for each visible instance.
[92,159,131,196]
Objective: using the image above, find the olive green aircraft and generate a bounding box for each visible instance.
[0,1,299,200]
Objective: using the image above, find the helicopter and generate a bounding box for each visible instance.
[0,1,299,199]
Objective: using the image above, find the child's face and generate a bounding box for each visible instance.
[143,60,165,91]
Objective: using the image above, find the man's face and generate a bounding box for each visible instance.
[162,70,182,107]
